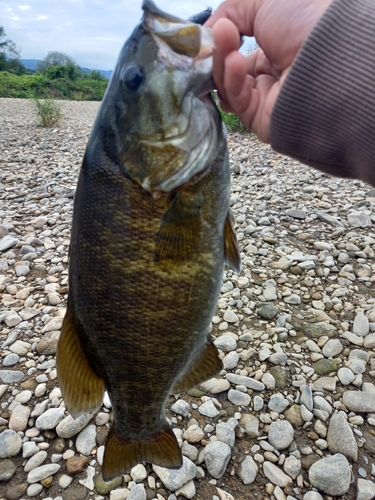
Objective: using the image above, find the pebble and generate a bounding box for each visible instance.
[183,424,204,444]
[75,424,96,455]
[2,99,375,498]
[227,389,251,406]
[216,419,237,448]
[24,451,48,472]
[268,420,295,450]
[0,371,24,383]
[283,455,301,479]
[327,412,358,461]
[357,478,375,500]
[9,405,30,431]
[171,399,190,417]
[204,441,232,478]
[343,391,375,412]
[238,456,258,484]
[131,464,147,482]
[79,465,95,490]
[0,430,22,458]
[35,407,65,430]
[0,458,16,482]
[56,413,93,438]
[353,311,370,337]
[153,456,196,490]
[214,335,237,352]
[240,414,259,437]
[268,393,289,413]
[27,483,43,497]
[263,461,293,487]
[337,367,355,385]
[27,463,61,483]
[308,454,351,496]
[128,483,146,500]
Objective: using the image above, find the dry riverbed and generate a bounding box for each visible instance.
[1,98,375,500]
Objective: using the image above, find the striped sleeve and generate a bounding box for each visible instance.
[270,0,375,187]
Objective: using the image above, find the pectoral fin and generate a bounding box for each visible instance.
[173,337,223,393]
[224,210,241,273]
[154,193,201,262]
[56,306,105,418]
[102,423,182,480]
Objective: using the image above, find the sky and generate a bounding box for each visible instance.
[0,0,255,71]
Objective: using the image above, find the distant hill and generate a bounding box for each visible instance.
[20,59,113,80]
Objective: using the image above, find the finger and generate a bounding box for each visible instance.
[205,0,257,37]
[212,18,241,105]
[244,49,281,81]
[223,50,277,141]
[222,50,257,126]
[218,98,234,114]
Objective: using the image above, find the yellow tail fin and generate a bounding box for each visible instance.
[102,424,182,481]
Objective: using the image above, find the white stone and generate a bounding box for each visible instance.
[27,463,61,483]
[357,478,375,500]
[337,367,355,386]
[263,461,292,487]
[131,463,147,482]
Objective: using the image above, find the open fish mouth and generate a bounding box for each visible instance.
[137,94,219,193]
[142,0,213,62]
[127,0,219,193]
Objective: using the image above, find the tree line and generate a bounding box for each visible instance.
[0,25,106,81]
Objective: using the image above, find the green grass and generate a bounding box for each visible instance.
[212,91,248,134]
[220,109,248,134]
[0,71,107,100]
[33,97,62,127]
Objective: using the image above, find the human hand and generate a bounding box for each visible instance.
[205,0,332,141]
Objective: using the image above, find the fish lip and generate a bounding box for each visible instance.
[142,0,214,62]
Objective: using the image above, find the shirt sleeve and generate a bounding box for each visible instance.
[269,0,375,187]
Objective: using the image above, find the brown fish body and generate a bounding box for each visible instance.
[57,0,240,480]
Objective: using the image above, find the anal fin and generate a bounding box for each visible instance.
[102,424,182,481]
[173,337,223,393]
[56,306,105,418]
[224,209,241,273]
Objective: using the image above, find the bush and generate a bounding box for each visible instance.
[33,97,62,127]
[0,71,107,100]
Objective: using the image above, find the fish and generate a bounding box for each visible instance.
[56,0,241,481]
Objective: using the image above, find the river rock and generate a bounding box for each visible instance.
[268,420,294,450]
[238,456,258,484]
[308,454,351,496]
[204,441,231,479]
[153,456,196,490]
[0,430,22,458]
[327,413,358,461]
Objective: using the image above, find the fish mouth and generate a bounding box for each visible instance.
[142,0,213,62]
[138,95,219,193]
[133,0,217,193]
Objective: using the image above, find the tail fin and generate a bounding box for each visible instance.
[102,424,182,480]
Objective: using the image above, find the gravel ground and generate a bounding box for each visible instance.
[1,97,375,500]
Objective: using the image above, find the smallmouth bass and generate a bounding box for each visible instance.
[56,0,240,480]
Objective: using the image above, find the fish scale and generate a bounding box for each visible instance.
[56,0,240,480]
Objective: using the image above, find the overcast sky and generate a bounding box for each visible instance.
[0,0,243,70]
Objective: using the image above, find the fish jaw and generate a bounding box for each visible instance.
[94,0,221,195]
[127,95,221,193]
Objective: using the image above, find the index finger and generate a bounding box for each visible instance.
[205,0,258,37]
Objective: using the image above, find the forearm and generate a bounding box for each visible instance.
[270,0,375,187]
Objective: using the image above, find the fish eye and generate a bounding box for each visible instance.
[121,64,145,92]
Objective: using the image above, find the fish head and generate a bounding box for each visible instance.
[96,0,222,193]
